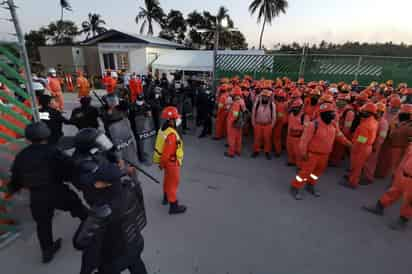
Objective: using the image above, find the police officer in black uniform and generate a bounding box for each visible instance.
[8,122,88,263]
[196,82,215,138]
[38,94,72,144]
[70,96,100,130]
[70,129,147,274]
[147,86,163,131]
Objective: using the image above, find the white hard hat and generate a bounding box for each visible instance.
[48,68,57,75]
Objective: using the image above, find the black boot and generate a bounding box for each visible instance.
[169,201,187,215]
[388,217,409,231]
[251,152,259,158]
[306,184,320,197]
[290,186,304,200]
[265,153,272,160]
[162,193,168,205]
[362,201,384,216]
[42,238,62,264]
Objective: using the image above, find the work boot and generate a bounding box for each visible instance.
[359,178,373,186]
[251,152,259,158]
[339,179,357,190]
[265,153,272,160]
[306,184,320,197]
[290,186,304,200]
[224,152,234,158]
[362,201,384,216]
[388,217,409,231]
[162,193,168,205]
[42,238,62,264]
[169,201,187,215]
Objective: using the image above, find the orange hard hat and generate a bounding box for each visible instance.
[376,102,386,113]
[277,90,287,98]
[386,80,394,86]
[297,78,305,84]
[319,102,336,113]
[319,94,334,104]
[389,96,402,108]
[319,80,325,86]
[341,84,350,92]
[244,75,252,81]
[161,106,180,120]
[240,81,250,89]
[370,81,378,87]
[310,88,321,96]
[308,81,318,88]
[220,78,229,84]
[400,104,412,114]
[357,92,369,102]
[291,98,303,108]
[352,80,359,86]
[398,83,408,89]
[337,81,345,88]
[360,102,378,114]
[337,93,351,101]
[231,86,242,97]
[290,89,302,98]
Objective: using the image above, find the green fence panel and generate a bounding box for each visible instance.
[0,74,31,102]
[0,45,23,67]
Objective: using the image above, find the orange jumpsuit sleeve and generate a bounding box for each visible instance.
[251,100,258,126]
[334,125,352,147]
[160,133,177,168]
[299,121,315,156]
[271,102,277,127]
[374,119,389,149]
[343,110,355,136]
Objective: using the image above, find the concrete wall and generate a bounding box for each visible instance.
[39,46,75,72]
[129,47,147,75]
[83,46,100,76]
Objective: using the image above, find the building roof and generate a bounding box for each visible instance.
[81,29,185,48]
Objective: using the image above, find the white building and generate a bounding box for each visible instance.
[81,29,185,75]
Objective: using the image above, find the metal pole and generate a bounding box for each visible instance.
[355,56,363,81]
[212,19,219,94]
[298,44,306,79]
[7,0,39,122]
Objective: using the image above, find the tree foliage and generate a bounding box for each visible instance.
[81,13,107,39]
[25,30,47,61]
[159,10,187,43]
[135,0,165,35]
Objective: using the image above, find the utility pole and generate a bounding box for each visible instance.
[6,0,39,121]
[212,18,219,94]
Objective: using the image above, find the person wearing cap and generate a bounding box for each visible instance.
[329,93,356,167]
[8,122,87,263]
[290,102,351,200]
[363,136,412,231]
[362,102,389,184]
[47,68,64,111]
[273,90,288,157]
[341,103,379,189]
[38,94,71,145]
[154,106,187,214]
[102,70,117,95]
[225,87,246,158]
[70,96,100,130]
[214,84,230,140]
[286,98,307,166]
[76,70,91,98]
[251,89,276,160]
[304,88,321,120]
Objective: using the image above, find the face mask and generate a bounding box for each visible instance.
[399,113,410,122]
[205,90,211,95]
[261,99,269,104]
[290,108,301,115]
[311,97,319,106]
[51,73,57,77]
[360,112,371,118]
[136,100,144,106]
[176,118,182,127]
[320,111,336,124]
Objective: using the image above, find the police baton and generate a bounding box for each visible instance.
[123,159,161,185]
[92,90,106,107]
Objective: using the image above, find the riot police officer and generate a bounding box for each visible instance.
[8,122,88,263]
[130,94,157,163]
[147,86,164,131]
[38,94,72,144]
[71,128,147,274]
[70,96,100,130]
[196,83,215,138]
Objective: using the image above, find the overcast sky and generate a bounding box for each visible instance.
[1,0,411,47]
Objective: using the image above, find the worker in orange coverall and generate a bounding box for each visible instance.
[129,74,143,104]
[363,140,412,231]
[341,103,379,189]
[329,93,355,166]
[362,102,389,184]
[290,102,351,200]
[158,106,187,215]
[273,90,288,157]
[251,89,276,160]
[214,84,230,140]
[46,68,64,111]
[304,88,321,120]
[76,70,90,98]
[224,87,245,158]
[286,98,307,167]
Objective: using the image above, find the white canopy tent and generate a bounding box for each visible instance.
[152,50,213,72]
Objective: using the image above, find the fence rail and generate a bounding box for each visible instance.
[216,53,412,86]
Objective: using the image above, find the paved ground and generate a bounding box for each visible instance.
[1,92,412,274]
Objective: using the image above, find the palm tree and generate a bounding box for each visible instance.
[59,0,72,22]
[82,13,107,39]
[249,0,288,49]
[135,0,165,35]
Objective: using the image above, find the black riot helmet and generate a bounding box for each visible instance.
[74,128,113,153]
[25,121,51,142]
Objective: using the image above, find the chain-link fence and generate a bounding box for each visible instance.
[216,53,412,87]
